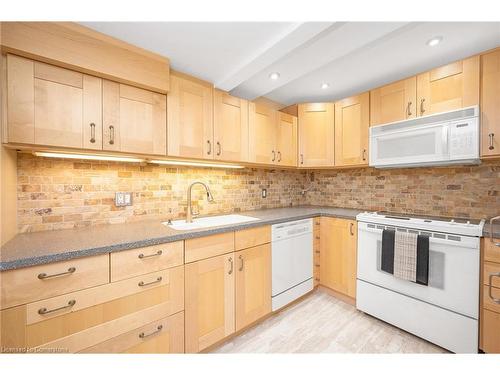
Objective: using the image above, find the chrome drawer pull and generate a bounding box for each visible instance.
[138,250,163,259]
[139,325,163,339]
[38,299,76,315]
[489,273,500,304]
[138,276,162,287]
[38,267,76,280]
[490,216,500,247]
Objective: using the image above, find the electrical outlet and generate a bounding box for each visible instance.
[262,189,267,198]
[115,192,133,207]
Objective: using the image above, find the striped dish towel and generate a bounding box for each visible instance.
[393,231,418,282]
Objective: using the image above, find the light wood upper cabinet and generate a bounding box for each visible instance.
[6,54,102,149]
[185,253,235,353]
[248,101,277,164]
[235,244,271,331]
[102,80,166,155]
[480,50,500,158]
[334,93,369,167]
[213,89,249,162]
[370,77,416,126]
[416,55,480,116]
[298,103,335,167]
[167,73,213,159]
[276,112,298,167]
[320,218,357,299]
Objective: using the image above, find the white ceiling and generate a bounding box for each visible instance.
[81,22,500,105]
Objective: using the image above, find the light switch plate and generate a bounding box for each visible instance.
[115,192,133,207]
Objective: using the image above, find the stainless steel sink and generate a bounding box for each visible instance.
[164,214,260,231]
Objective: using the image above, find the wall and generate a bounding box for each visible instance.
[16,154,308,233]
[306,159,500,219]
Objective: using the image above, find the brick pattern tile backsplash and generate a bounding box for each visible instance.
[16,154,500,233]
[16,154,308,233]
[306,159,500,219]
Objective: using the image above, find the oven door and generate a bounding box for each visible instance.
[356,222,480,319]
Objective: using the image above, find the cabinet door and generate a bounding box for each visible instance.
[276,112,298,166]
[7,54,102,149]
[334,93,369,167]
[248,102,277,164]
[416,56,480,116]
[167,73,213,159]
[235,244,271,331]
[370,77,416,126]
[185,253,235,353]
[298,103,335,167]
[481,50,500,157]
[213,89,249,162]
[320,218,357,298]
[102,81,166,155]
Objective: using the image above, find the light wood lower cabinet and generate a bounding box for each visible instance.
[481,237,500,353]
[80,311,184,353]
[185,252,235,353]
[319,218,357,299]
[235,244,271,331]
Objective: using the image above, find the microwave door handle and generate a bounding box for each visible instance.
[442,125,449,155]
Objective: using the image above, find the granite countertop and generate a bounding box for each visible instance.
[2,205,497,272]
[0,206,363,271]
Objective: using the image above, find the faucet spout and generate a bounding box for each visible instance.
[186,181,214,223]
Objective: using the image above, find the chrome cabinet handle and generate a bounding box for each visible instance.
[239,255,244,271]
[228,257,233,275]
[89,123,96,143]
[277,151,282,162]
[420,98,426,115]
[489,133,495,150]
[271,150,276,162]
[300,154,304,165]
[216,141,222,156]
[38,299,76,315]
[109,125,115,145]
[362,149,367,161]
[139,325,163,339]
[406,101,412,117]
[38,267,76,280]
[489,273,500,304]
[349,223,354,236]
[490,215,500,247]
[138,276,162,287]
[138,250,162,259]
[207,140,212,155]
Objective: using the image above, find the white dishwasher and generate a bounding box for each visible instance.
[271,219,313,311]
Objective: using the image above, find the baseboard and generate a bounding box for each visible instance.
[317,285,356,306]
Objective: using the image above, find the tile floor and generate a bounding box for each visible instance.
[213,289,448,353]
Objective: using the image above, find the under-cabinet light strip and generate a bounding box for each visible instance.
[148,160,245,169]
[33,152,145,163]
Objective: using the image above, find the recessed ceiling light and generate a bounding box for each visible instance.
[427,36,443,47]
[321,83,330,89]
[269,72,280,80]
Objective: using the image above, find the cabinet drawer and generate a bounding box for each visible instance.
[483,285,500,314]
[484,238,500,264]
[110,241,184,282]
[26,266,184,325]
[80,311,184,353]
[21,266,184,350]
[185,232,235,263]
[235,226,271,250]
[482,309,500,353]
[1,254,109,309]
[484,262,500,289]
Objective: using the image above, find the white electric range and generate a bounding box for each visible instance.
[356,211,485,353]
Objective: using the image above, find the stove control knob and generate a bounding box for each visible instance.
[450,219,455,223]
[466,221,471,225]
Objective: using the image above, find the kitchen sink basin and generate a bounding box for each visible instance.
[164,214,260,231]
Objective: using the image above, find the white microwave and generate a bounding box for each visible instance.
[369,106,480,168]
